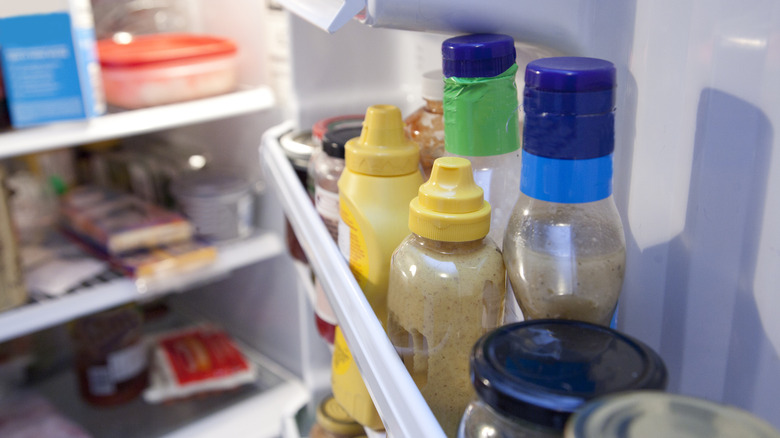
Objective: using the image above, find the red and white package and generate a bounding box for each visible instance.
[143,324,256,403]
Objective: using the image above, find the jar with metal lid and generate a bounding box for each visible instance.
[280,129,316,195]
[310,394,367,438]
[565,391,780,438]
[309,115,364,194]
[458,320,668,438]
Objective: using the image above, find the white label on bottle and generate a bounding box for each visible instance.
[108,342,147,383]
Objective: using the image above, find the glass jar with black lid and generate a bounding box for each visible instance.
[458,320,668,438]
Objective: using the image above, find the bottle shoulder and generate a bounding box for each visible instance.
[393,234,505,271]
[505,193,625,256]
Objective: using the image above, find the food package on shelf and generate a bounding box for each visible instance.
[60,186,194,255]
[143,324,257,404]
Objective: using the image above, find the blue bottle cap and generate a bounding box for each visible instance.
[522,57,616,160]
[525,57,616,93]
[470,320,668,431]
[442,34,516,78]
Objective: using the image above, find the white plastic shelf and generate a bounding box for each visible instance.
[260,122,446,438]
[0,230,284,344]
[0,86,275,159]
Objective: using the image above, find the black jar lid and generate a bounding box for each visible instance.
[470,320,668,431]
[322,126,362,159]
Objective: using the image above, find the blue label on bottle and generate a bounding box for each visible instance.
[520,150,613,203]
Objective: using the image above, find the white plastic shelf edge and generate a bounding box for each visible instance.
[260,122,446,438]
[0,87,275,159]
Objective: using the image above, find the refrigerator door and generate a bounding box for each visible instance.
[271,0,780,431]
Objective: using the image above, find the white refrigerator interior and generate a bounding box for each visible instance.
[2,0,779,436]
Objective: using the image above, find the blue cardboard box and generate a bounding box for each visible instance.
[0,1,105,128]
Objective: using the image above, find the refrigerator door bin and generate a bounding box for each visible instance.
[261,121,446,438]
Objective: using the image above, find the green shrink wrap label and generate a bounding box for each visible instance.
[443,64,520,157]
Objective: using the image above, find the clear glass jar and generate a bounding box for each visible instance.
[460,400,560,438]
[565,391,780,438]
[387,157,505,437]
[405,70,445,180]
[503,57,625,326]
[311,125,362,346]
[309,114,364,193]
[311,126,360,241]
[458,320,668,438]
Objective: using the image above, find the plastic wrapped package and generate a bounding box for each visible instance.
[143,324,257,403]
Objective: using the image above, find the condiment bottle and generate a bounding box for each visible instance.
[565,391,780,438]
[331,327,384,431]
[503,57,626,326]
[337,104,423,325]
[441,34,521,250]
[310,394,367,438]
[309,114,364,194]
[458,320,668,438]
[404,70,445,180]
[387,156,506,437]
[313,126,360,241]
[308,117,364,345]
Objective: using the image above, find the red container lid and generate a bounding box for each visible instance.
[312,114,365,142]
[98,33,238,67]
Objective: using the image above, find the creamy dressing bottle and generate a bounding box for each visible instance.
[387,157,506,437]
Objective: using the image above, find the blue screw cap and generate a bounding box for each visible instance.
[442,34,516,78]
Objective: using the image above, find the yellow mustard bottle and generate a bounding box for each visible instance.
[337,104,423,325]
[331,327,384,431]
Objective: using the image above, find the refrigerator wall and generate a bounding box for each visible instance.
[273,0,780,430]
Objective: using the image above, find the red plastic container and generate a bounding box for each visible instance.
[97,33,238,108]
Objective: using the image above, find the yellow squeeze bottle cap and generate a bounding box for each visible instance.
[345,105,420,176]
[409,157,491,242]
